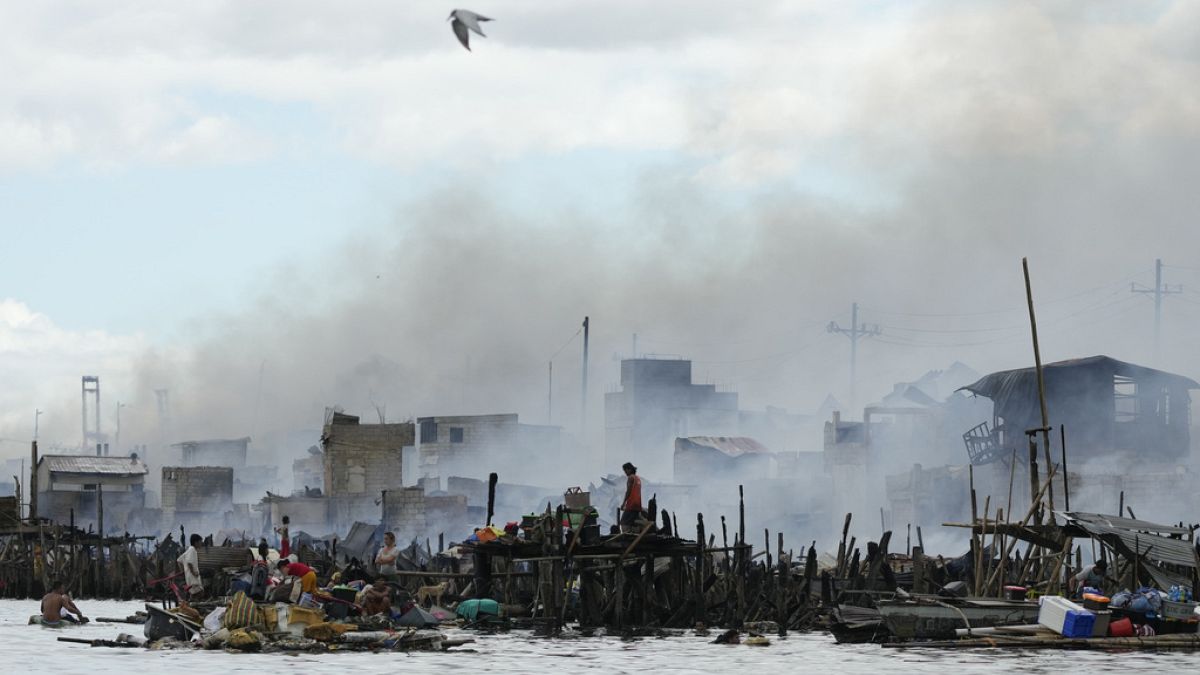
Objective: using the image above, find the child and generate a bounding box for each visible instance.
[275,515,291,559]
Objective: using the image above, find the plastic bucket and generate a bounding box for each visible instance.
[1108,617,1134,637]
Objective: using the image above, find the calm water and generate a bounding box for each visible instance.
[2,599,1195,673]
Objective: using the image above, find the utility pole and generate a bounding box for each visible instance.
[547,361,553,425]
[115,402,126,454]
[827,302,881,415]
[580,316,590,438]
[1131,259,1182,363]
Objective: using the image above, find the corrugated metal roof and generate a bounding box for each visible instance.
[1064,511,1197,569]
[676,436,772,458]
[959,355,1200,410]
[41,454,148,476]
[1064,511,1192,536]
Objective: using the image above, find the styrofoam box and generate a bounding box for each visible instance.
[1039,595,1094,636]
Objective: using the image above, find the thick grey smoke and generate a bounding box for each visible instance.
[4,1,1200,551]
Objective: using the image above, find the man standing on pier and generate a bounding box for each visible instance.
[178,533,205,598]
[620,462,643,533]
[41,580,87,626]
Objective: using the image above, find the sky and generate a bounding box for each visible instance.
[2,1,1200,469]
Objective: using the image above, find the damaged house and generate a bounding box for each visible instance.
[36,454,148,532]
[960,355,1197,466]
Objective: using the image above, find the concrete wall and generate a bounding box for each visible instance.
[293,454,324,494]
[322,416,412,497]
[265,496,330,537]
[175,438,249,469]
[605,358,740,480]
[383,486,427,539]
[161,466,234,530]
[417,414,561,487]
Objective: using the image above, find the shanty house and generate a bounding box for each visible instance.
[36,454,148,532]
[960,355,1197,465]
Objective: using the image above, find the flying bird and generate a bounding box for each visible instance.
[448,9,492,51]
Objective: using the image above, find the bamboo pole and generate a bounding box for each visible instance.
[984,464,1059,592]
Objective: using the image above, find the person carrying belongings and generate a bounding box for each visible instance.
[277,559,319,596]
[620,462,644,533]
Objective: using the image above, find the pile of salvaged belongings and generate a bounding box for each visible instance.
[128,590,473,654]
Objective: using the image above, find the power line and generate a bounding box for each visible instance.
[1130,258,1182,363]
[827,302,880,411]
[861,270,1148,319]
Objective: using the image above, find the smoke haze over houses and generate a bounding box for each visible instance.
[2,1,1200,503]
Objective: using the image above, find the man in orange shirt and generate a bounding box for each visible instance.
[620,462,643,533]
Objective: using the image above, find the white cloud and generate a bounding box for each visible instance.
[0,300,146,451]
[0,2,1196,178]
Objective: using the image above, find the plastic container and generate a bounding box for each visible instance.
[1039,596,1095,637]
[563,487,590,510]
[1108,617,1134,637]
[1161,599,1199,620]
[1090,610,1111,638]
[274,603,289,632]
[1004,585,1027,601]
[1062,610,1096,638]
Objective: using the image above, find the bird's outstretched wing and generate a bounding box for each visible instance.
[452,18,471,50]
[458,10,492,36]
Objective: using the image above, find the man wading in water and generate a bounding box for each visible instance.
[620,462,644,533]
[40,580,87,626]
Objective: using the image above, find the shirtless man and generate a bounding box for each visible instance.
[361,578,392,616]
[41,580,87,625]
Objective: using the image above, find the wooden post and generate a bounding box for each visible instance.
[29,440,38,521]
[836,513,850,578]
[486,472,498,527]
[1022,257,1051,438]
[720,516,729,574]
[737,485,746,575]
[776,532,787,635]
[1022,257,1052,518]
[912,546,927,594]
[695,513,707,625]
[1060,425,1070,512]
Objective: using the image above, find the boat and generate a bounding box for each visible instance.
[876,596,1041,640]
[143,603,203,641]
[828,604,888,644]
[28,615,87,628]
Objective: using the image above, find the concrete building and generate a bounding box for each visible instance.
[293,446,325,495]
[381,486,469,543]
[36,454,148,532]
[416,414,561,489]
[173,438,250,468]
[160,466,234,531]
[605,358,739,479]
[322,412,411,497]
